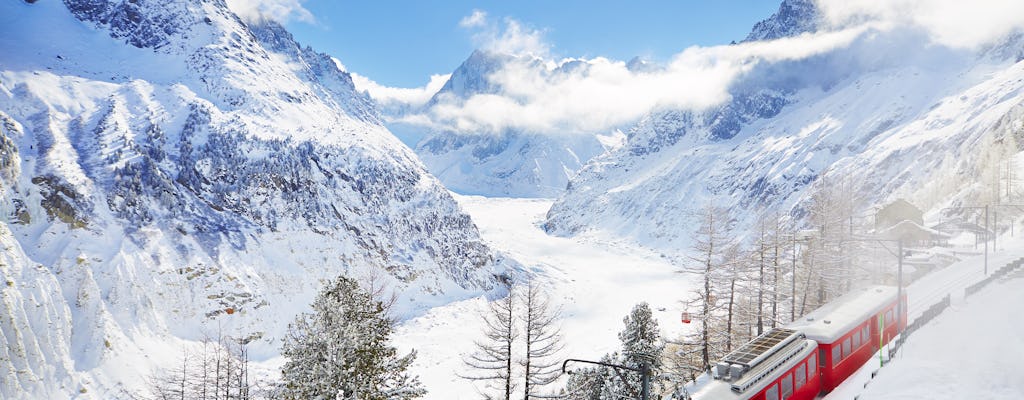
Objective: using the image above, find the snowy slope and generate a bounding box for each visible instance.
[545,0,1024,250]
[0,1,503,398]
[386,50,616,198]
[855,275,1024,400]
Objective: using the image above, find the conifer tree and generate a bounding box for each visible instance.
[279,275,425,400]
[619,302,663,396]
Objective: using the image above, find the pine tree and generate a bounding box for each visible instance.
[279,275,425,400]
[619,302,663,396]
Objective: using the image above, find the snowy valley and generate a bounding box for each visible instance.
[2,0,1024,399]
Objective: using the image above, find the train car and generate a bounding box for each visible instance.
[690,328,821,400]
[785,285,906,394]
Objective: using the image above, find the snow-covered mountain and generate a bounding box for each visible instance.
[544,0,1024,248]
[0,1,504,398]
[743,0,820,42]
[387,50,615,198]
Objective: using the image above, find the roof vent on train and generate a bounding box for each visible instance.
[712,328,808,393]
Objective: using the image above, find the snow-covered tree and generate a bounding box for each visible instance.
[563,303,664,399]
[562,353,618,400]
[464,280,565,400]
[680,203,739,373]
[619,302,664,396]
[521,280,564,399]
[462,283,517,400]
[279,275,425,400]
[145,328,257,400]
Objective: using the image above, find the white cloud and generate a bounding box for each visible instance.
[816,0,1024,48]
[392,3,1024,136]
[352,72,452,109]
[421,26,866,134]
[459,9,488,28]
[226,0,315,24]
[460,10,550,57]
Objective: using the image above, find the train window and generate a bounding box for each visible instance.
[853,329,861,349]
[796,364,806,388]
[843,337,852,359]
[863,326,871,345]
[832,346,841,367]
[886,309,894,325]
[808,354,816,377]
[766,384,779,400]
[782,374,793,399]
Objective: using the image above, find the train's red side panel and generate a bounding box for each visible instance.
[816,292,907,393]
[690,286,908,400]
[816,322,874,392]
[747,351,821,400]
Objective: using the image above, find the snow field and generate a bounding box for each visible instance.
[857,271,1024,400]
[393,195,695,399]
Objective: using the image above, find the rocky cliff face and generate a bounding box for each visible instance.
[0,1,502,398]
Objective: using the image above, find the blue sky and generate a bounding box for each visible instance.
[283,1,781,88]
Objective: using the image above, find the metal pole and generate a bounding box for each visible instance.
[994,209,998,251]
[897,239,903,335]
[791,240,797,322]
[985,205,989,276]
[641,363,650,400]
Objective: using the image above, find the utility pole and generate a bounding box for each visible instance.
[641,363,650,400]
[791,238,797,322]
[976,205,989,276]
[897,238,903,334]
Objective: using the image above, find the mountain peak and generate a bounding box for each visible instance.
[744,0,821,42]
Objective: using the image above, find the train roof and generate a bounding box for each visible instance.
[690,337,817,400]
[786,285,898,343]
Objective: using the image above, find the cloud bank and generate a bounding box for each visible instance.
[361,1,1024,136]
[817,0,1024,49]
[352,73,451,109]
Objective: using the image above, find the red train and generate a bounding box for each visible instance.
[690,286,907,400]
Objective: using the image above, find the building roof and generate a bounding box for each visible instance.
[876,199,924,229]
[785,285,898,343]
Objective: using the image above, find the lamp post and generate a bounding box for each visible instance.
[562,358,651,400]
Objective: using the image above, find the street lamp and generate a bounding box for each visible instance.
[562,358,651,400]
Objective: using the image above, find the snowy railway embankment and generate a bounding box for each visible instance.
[825,235,1024,400]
